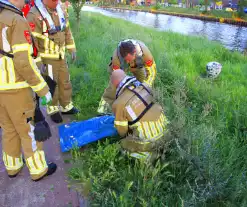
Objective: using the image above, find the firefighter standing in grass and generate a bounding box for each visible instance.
[0,0,57,181]
[26,0,79,123]
[111,70,168,161]
[97,39,157,114]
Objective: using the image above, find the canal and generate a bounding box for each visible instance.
[82,6,247,53]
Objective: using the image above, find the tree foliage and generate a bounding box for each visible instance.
[238,0,247,17]
[70,0,85,26]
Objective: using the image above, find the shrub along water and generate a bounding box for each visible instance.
[67,11,247,206]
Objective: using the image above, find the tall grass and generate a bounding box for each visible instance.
[67,10,247,206]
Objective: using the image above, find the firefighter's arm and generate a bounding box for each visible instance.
[64,11,76,53]
[142,44,156,87]
[26,12,43,68]
[131,67,146,83]
[112,103,129,137]
[11,17,49,97]
[111,49,121,71]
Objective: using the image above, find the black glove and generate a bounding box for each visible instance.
[34,102,45,123]
[34,120,52,142]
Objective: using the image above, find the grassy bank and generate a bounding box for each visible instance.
[95,4,247,21]
[67,10,247,206]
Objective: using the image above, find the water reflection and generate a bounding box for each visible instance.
[154,15,160,28]
[82,6,247,52]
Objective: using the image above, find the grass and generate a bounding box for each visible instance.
[66,10,247,206]
[95,4,247,21]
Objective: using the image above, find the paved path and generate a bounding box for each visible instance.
[0,108,85,207]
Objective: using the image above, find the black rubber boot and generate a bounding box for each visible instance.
[50,112,63,123]
[61,107,80,115]
[33,162,57,182]
[8,173,19,178]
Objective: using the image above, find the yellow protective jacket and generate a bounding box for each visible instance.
[26,5,76,60]
[110,40,157,87]
[112,77,168,142]
[0,5,49,97]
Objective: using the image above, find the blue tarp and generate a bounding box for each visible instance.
[59,115,118,152]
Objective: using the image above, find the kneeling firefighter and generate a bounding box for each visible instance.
[97,39,157,114]
[0,0,56,181]
[111,70,169,161]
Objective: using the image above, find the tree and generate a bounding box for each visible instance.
[203,0,209,12]
[199,0,204,5]
[186,0,189,8]
[70,0,86,28]
[238,0,247,18]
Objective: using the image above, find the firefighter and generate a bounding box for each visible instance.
[97,39,157,114]
[22,0,52,145]
[111,70,168,160]
[26,0,79,123]
[0,0,57,181]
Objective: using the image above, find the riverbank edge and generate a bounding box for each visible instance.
[99,6,247,27]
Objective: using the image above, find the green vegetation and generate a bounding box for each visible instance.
[67,10,247,206]
[238,0,247,18]
[70,0,85,25]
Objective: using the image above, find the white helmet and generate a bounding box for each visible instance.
[206,62,222,78]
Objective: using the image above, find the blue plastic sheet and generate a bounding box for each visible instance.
[59,115,118,152]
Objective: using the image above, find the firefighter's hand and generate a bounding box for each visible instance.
[71,51,76,62]
[41,92,52,106]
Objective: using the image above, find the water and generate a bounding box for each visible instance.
[82,6,247,53]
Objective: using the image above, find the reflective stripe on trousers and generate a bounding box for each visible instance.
[25,122,47,176]
[26,150,48,175]
[2,152,24,171]
[47,105,60,115]
[130,113,169,141]
[60,101,73,112]
[97,98,110,113]
[47,102,74,114]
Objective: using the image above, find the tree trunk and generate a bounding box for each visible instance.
[76,13,80,32]
[238,0,245,17]
[186,0,189,8]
